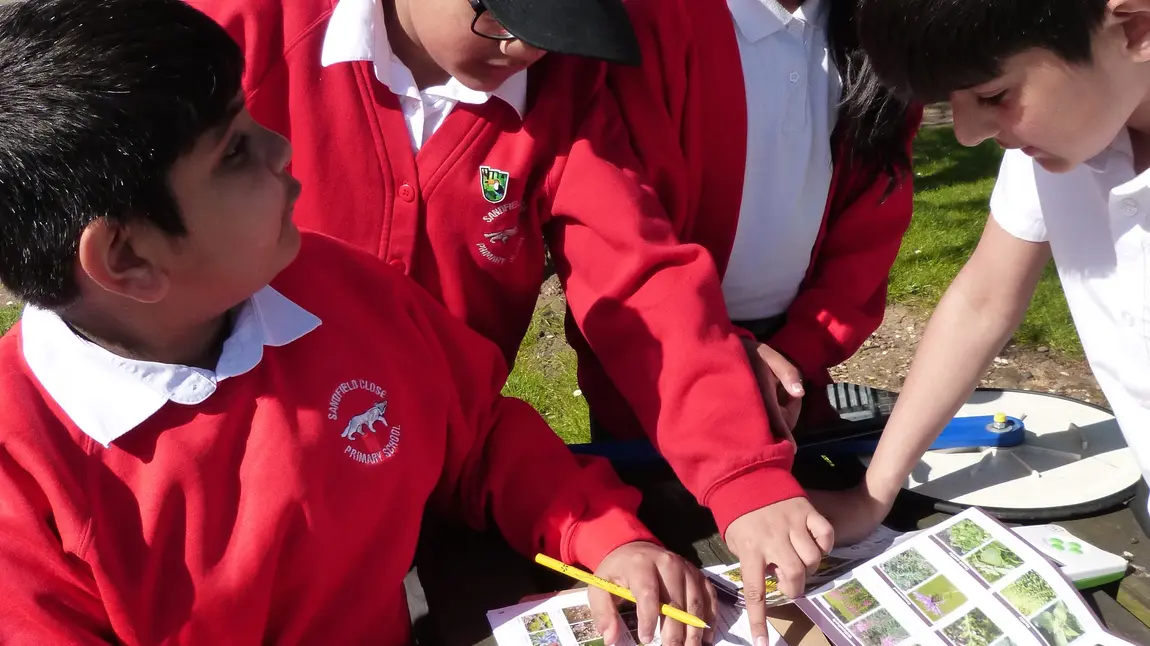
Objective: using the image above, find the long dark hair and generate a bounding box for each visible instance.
[826,0,918,194]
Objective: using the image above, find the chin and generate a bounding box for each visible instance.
[457,67,515,93]
[1032,155,1077,174]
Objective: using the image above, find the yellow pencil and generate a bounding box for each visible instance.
[534,553,711,630]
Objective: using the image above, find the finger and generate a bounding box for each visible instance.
[761,381,793,446]
[682,569,708,646]
[659,564,688,646]
[791,528,825,576]
[630,561,662,646]
[588,585,622,646]
[782,397,802,439]
[738,552,771,646]
[772,547,809,600]
[703,577,720,645]
[809,510,836,554]
[764,351,804,397]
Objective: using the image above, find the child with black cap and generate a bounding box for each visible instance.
[0,0,719,643]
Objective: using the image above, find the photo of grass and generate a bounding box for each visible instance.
[966,542,1025,584]
[523,613,554,633]
[563,605,593,624]
[1033,601,1086,646]
[909,575,968,622]
[1002,571,1058,616]
[881,549,939,591]
[581,640,606,646]
[941,519,992,555]
[849,608,911,646]
[822,579,881,624]
[942,608,1004,646]
[529,629,561,646]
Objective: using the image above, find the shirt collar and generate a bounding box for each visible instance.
[22,286,321,447]
[320,0,527,118]
[727,0,824,43]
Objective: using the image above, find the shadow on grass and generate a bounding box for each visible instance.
[913,126,1003,193]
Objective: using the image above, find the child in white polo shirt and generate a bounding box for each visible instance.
[805,0,1150,544]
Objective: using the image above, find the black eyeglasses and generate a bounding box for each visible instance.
[468,0,516,41]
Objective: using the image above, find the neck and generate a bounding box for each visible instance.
[64,298,232,370]
[778,0,804,12]
[384,0,450,89]
[1127,90,1150,173]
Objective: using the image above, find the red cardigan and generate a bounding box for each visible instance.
[188,0,805,534]
[581,0,922,438]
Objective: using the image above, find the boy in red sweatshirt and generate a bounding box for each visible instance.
[187,0,835,618]
[602,0,922,442]
[0,1,715,644]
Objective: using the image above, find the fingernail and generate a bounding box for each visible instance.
[790,383,804,395]
[757,636,768,646]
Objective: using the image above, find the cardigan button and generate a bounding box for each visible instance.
[398,183,416,203]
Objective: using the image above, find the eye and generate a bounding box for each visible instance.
[977,90,1007,107]
[223,133,250,163]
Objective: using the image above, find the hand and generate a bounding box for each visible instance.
[591,541,718,646]
[806,485,895,547]
[725,499,833,646]
[740,338,804,446]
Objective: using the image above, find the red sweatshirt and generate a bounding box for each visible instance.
[595,0,922,393]
[0,232,656,645]
[187,0,805,534]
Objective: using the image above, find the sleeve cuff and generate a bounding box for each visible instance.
[767,322,830,382]
[732,325,757,342]
[564,506,661,570]
[706,467,807,539]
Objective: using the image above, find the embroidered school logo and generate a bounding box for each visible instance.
[479,165,510,203]
[327,380,401,466]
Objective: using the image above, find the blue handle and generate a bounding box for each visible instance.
[568,415,1025,463]
[827,415,1025,455]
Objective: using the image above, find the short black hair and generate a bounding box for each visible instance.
[0,0,243,309]
[856,0,1108,104]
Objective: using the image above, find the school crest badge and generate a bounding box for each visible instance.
[327,379,401,466]
[479,165,510,204]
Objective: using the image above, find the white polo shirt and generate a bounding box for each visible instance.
[21,287,321,447]
[721,0,841,321]
[320,0,527,152]
[991,137,1150,503]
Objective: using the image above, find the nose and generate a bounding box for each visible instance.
[499,39,546,65]
[950,93,999,148]
[266,129,293,174]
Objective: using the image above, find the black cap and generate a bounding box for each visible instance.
[483,0,642,66]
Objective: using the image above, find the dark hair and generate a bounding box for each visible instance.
[855,0,1108,104]
[825,0,918,194]
[0,0,243,309]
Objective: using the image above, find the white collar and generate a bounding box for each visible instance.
[22,287,321,447]
[727,0,825,43]
[320,0,527,118]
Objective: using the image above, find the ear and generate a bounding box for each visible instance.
[1111,0,1150,62]
[76,219,170,304]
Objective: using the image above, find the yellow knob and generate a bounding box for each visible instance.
[993,412,1007,424]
